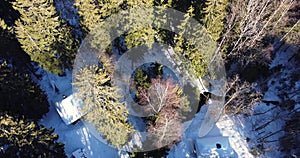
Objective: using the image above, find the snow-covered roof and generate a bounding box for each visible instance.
[195,136,237,157]
[71,148,88,158]
[55,94,85,125]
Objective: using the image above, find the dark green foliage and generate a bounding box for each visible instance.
[202,0,228,41]
[0,0,20,26]
[75,0,156,54]
[75,0,154,33]
[131,63,164,98]
[133,68,150,91]
[0,114,66,158]
[0,61,49,120]
[73,65,135,148]
[174,6,211,78]
[74,0,124,35]
[13,0,78,75]
[0,17,32,73]
[75,1,212,78]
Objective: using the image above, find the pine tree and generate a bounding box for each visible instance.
[174,6,211,78]
[0,18,12,34]
[75,0,154,32]
[0,8,33,73]
[202,0,228,41]
[133,68,150,91]
[75,0,155,51]
[0,114,66,158]
[13,0,78,75]
[118,0,155,49]
[74,0,123,34]
[0,61,49,120]
[73,65,135,148]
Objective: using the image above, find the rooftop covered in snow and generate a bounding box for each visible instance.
[195,136,237,157]
[55,94,85,125]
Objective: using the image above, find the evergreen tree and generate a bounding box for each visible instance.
[74,0,123,34]
[13,0,78,75]
[0,16,32,73]
[116,0,156,49]
[0,18,12,34]
[75,0,155,50]
[75,0,154,32]
[133,68,150,91]
[174,6,211,78]
[73,65,135,148]
[0,114,66,158]
[0,0,20,25]
[202,0,228,41]
[0,61,49,120]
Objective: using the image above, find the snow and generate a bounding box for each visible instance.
[168,43,300,158]
[198,99,223,137]
[168,104,245,158]
[33,39,298,157]
[216,115,253,158]
[121,132,145,153]
[72,148,88,158]
[0,144,9,153]
[195,136,237,158]
[35,42,234,158]
[114,43,204,117]
[294,104,300,112]
[263,90,281,102]
[55,94,84,125]
[37,69,119,158]
[269,43,296,68]
[54,0,82,38]
[168,94,286,158]
[224,43,299,158]
[234,103,287,157]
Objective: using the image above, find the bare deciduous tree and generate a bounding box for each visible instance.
[138,78,187,114]
[224,75,263,115]
[137,78,188,148]
[280,112,300,156]
[214,0,296,67]
[147,113,183,148]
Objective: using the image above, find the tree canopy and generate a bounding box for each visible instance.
[73,65,135,148]
[0,114,66,158]
[0,61,49,120]
[13,0,78,75]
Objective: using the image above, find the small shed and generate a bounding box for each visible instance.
[195,136,237,157]
[55,94,85,125]
[71,148,88,158]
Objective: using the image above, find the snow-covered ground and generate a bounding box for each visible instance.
[168,103,250,158]
[32,1,298,152]
[237,43,299,157]
[168,43,299,158]
[33,64,271,158]
[35,46,299,158]
[37,70,119,157]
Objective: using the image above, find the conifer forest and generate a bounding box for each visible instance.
[0,0,299,157]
